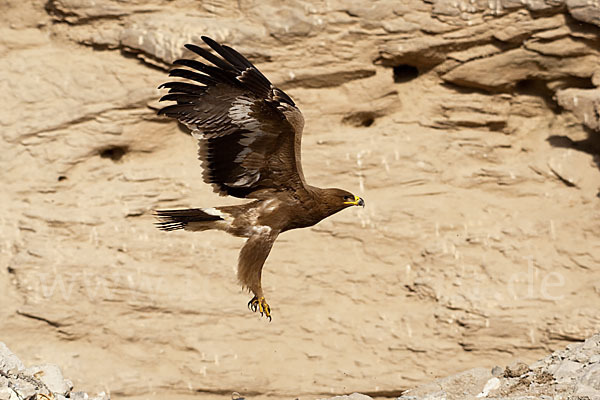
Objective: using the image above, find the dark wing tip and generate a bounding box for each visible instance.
[158,93,196,103]
[201,36,217,46]
[158,93,177,101]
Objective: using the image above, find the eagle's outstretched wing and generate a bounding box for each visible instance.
[158,36,306,199]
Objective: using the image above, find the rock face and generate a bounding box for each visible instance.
[378,0,600,135]
[1,1,600,400]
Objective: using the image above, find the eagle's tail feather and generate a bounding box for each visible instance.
[154,208,223,231]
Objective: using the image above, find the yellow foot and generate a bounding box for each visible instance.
[247,296,271,321]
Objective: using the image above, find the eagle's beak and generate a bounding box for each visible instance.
[344,195,365,208]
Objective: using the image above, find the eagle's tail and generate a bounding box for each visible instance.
[154,208,223,231]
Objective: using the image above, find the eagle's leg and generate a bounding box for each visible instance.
[238,232,278,321]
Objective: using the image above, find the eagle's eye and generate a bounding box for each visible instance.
[343,195,354,202]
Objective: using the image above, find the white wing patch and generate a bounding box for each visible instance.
[229,96,260,131]
[231,173,260,187]
[226,96,266,188]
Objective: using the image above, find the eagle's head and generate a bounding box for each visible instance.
[321,188,365,215]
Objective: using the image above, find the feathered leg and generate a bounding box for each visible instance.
[238,231,278,320]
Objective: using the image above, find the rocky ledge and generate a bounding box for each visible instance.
[323,335,600,400]
[3,335,598,400]
[0,343,107,400]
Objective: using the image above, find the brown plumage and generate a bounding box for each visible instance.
[155,36,365,320]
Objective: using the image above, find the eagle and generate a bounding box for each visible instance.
[155,36,365,320]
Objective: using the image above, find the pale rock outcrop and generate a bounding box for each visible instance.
[397,334,600,399]
[0,343,106,400]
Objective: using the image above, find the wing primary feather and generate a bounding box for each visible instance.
[173,59,223,76]
[159,93,199,103]
[189,37,283,102]
[158,82,206,94]
[172,62,235,85]
[221,45,272,86]
[272,88,296,107]
[220,45,255,69]
[168,68,217,85]
[237,72,271,97]
[184,43,237,72]
[201,36,228,56]
[157,104,195,117]
[205,41,274,97]
[201,36,250,71]
[199,37,271,89]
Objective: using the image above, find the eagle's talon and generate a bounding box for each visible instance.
[248,296,258,312]
[248,296,271,320]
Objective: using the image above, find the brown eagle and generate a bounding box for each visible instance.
[155,36,365,320]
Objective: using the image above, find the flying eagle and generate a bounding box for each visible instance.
[155,36,365,320]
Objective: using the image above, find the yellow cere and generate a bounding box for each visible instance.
[344,195,361,205]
